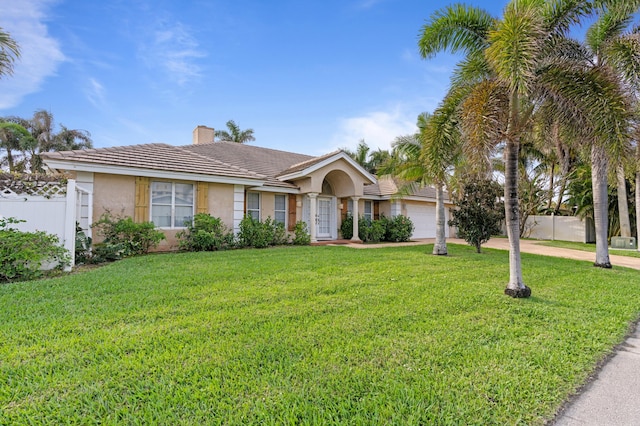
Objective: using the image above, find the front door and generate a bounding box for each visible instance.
[317,197,332,239]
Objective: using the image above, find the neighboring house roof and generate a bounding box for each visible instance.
[42,143,266,184]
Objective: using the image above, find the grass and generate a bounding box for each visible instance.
[539,240,640,258]
[1,244,639,425]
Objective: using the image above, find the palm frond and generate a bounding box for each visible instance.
[418,4,495,59]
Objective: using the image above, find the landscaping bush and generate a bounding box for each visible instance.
[0,217,70,282]
[340,214,354,239]
[91,212,165,262]
[383,214,414,242]
[292,221,311,245]
[237,216,288,248]
[359,217,386,243]
[177,213,234,251]
[341,214,413,243]
[74,223,92,264]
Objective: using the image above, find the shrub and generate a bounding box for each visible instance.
[237,216,290,248]
[177,213,234,251]
[358,217,386,243]
[0,217,70,282]
[449,177,504,253]
[340,214,354,239]
[92,212,165,262]
[383,214,414,242]
[342,214,414,243]
[292,221,311,245]
[75,223,92,264]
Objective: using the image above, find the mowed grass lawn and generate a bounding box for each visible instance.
[2,244,639,425]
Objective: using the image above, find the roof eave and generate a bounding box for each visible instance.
[277,152,377,184]
[43,159,266,186]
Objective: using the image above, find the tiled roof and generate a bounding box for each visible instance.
[183,142,316,189]
[276,150,343,176]
[184,142,314,177]
[364,177,448,201]
[42,143,265,180]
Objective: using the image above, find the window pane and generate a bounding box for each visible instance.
[152,205,171,227]
[364,201,372,214]
[274,194,286,210]
[275,211,286,225]
[347,200,353,214]
[248,210,260,220]
[151,182,172,204]
[248,192,260,210]
[175,183,193,205]
[174,206,193,227]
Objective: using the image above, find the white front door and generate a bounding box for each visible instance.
[317,197,332,239]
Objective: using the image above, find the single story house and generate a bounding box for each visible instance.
[42,126,453,250]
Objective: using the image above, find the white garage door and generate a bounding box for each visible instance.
[404,203,448,239]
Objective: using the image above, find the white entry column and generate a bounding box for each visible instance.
[351,196,361,242]
[308,192,318,243]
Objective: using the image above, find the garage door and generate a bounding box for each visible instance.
[404,203,448,239]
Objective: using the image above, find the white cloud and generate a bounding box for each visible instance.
[329,106,418,153]
[140,20,206,86]
[0,0,65,109]
[85,77,106,108]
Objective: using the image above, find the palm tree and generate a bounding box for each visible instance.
[0,122,34,172]
[3,110,93,173]
[579,0,640,265]
[419,0,632,295]
[214,120,255,143]
[0,27,20,78]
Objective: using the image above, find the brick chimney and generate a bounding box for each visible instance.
[193,125,215,144]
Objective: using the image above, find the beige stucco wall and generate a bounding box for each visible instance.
[93,173,136,221]
[261,192,275,220]
[208,183,234,229]
[378,200,391,217]
[294,159,370,197]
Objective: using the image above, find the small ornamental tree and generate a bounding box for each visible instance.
[449,178,504,253]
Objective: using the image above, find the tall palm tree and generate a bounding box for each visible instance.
[419,0,631,295]
[214,120,255,143]
[579,0,640,265]
[0,27,20,78]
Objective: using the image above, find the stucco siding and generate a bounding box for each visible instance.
[93,173,136,221]
[262,192,275,221]
[207,183,235,228]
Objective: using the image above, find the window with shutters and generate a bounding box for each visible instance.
[150,181,194,228]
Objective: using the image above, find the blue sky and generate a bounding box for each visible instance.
[0,0,509,155]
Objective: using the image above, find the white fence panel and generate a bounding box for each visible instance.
[524,215,594,243]
[0,179,85,268]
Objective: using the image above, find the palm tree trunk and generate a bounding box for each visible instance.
[504,139,531,298]
[433,182,447,255]
[616,163,631,237]
[636,170,640,252]
[592,144,611,268]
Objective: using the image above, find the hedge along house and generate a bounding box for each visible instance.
[42,125,452,250]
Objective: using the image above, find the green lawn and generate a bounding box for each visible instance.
[1,244,639,425]
[539,240,640,258]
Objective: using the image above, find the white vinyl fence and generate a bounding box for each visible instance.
[523,214,595,243]
[0,178,93,268]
